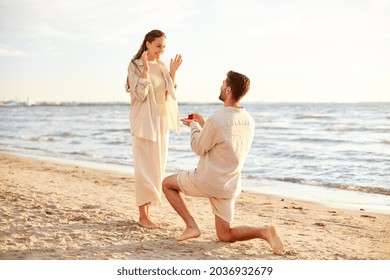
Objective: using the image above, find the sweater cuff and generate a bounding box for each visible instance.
[190,121,201,130]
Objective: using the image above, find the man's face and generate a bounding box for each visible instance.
[219,79,228,102]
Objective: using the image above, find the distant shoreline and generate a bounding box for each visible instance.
[1,100,390,107]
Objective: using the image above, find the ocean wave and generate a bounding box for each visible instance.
[56,132,76,138]
[102,128,129,133]
[53,132,88,139]
[291,137,347,144]
[326,127,354,132]
[242,175,258,180]
[267,177,390,196]
[299,115,331,119]
[0,135,16,140]
[68,151,90,157]
[107,141,125,145]
[268,177,306,184]
[360,127,390,132]
[21,135,55,142]
[258,126,290,130]
[324,125,390,133]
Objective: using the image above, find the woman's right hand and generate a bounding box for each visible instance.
[141,51,149,79]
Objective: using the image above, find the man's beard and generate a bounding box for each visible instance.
[219,91,225,102]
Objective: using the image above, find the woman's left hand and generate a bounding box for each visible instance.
[170,54,183,73]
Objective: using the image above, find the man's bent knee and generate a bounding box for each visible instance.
[162,174,180,193]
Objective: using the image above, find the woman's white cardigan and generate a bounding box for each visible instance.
[126,59,180,141]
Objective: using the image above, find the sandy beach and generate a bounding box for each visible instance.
[0,152,389,260]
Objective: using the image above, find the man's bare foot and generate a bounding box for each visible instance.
[138,218,159,229]
[265,226,285,255]
[176,227,201,241]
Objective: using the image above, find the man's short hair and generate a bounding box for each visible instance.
[226,71,250,101]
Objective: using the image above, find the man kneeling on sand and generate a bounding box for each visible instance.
[162,71,285,255]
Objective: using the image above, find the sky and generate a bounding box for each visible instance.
[0,0,389,104]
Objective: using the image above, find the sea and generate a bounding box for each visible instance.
[1,102,389,214]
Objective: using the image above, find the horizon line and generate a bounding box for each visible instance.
[1,100,390,107]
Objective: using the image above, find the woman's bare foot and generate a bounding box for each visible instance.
[138,203,159,229]
[264,226,285,255]
[138,218,159,229]
[176,227,201,241]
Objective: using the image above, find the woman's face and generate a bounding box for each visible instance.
[146,36,166,60]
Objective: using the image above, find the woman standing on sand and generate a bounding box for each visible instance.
[125,30,183,228]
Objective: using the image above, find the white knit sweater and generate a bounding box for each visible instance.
[188,106,255,199]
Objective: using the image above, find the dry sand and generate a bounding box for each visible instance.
[0,153,389,260]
